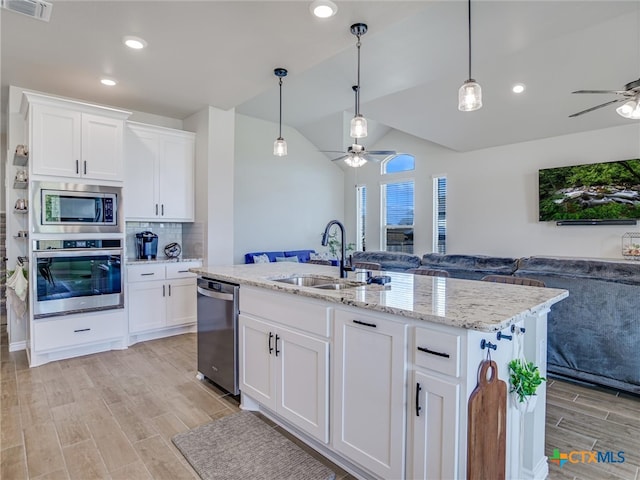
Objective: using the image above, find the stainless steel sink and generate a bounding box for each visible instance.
[271,275,365,290]
[271,275,337,287]
[313,281,365,290]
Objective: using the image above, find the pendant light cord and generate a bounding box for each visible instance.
[467,0,472,80]
[278,77,283,138]
[355,34,361,116]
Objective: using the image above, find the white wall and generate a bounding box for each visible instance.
[185,106,236,266]
[234,114,345,265]
[345,123,640,260]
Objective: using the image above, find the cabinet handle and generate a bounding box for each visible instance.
[74,328,91,333]
[417,346,450,358]
[161,204,164,216]
[156,204,158,215]
[163,285,166,297]
[168,284,171,296]
[141,272,155,276]
[268,332,274,354]
[83,160,87,175]
[416,382,422,417]
[76,160,79,174]
[353,319,377,328]
[178,270,189,273]
[275,334,280,357]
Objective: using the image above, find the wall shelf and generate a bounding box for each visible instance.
[13,180,28,189]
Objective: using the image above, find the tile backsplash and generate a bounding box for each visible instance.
[125,222,204,260]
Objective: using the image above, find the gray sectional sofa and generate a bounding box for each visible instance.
[352,250,640,394]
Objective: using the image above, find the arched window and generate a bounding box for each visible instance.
[382,154,415,174]
[381,154,415,253]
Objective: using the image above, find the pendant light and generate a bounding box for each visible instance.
[350,23,368,138]
[273,68,288,156]
[458,0,482,112]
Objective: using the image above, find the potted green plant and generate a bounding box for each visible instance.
[325,231,356,264]
[508,358,546,412]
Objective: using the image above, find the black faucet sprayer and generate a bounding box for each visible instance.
[321,220,349,278]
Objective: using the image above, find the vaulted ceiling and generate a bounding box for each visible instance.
[2,1,639,153]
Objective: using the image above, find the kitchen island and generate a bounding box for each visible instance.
[191,262,568,480]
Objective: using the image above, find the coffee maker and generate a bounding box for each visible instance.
[135,231,158,260]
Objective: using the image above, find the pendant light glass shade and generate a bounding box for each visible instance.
[458,79,482,112]
[344,154,367,168]
[273,137,288,156]
[350,114,368,139]
[273,68,288,156]
[459,0,482,112]
[616,97,640,119]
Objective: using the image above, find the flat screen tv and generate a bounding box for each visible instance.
[538,158,640,223]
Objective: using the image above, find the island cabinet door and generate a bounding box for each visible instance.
[332,309,407,480]
[277,325,329,444]
[410,370,460,480]
[238,314,276,410]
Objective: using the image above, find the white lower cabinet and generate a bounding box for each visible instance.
[239,313,330,443]
[410,370,460,480]
[127,262,200,336]
[332,308,408,480]
[409,325,462,480]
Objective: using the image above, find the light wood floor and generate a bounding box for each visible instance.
[1,324,638,480]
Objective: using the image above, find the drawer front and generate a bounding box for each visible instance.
[240,286,330,338]
[34,310,126,352]
[414,327,461,377]
[166,261,201,279]
[127,264,166,282]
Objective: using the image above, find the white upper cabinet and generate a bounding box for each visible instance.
[24,92,129,182]
[124,122,195,222]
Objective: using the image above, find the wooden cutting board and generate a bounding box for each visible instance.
[467,360,507,480]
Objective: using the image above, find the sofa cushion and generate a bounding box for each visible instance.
[244,251,285,264]
[516,256,640,286]
[420,253,518,280]
[352,251,421,272]
[276,256,299,263]
[285,250,315,263]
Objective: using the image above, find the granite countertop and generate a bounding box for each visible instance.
[126,258,203,265]
[190,263,568,332]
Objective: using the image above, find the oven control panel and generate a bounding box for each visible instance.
[34,239,122,250]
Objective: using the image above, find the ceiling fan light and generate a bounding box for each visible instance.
[616,99,640,119]
[350,114,368,138]
[458,79,482,112]
[273,137,287,156]
[344,154,367,168]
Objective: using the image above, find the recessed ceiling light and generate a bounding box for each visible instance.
[512,83,526,94]
[123,35,147,50]
[310,0,337,18]
[101,78,117,86]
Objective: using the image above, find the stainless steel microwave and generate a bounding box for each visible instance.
[33,182,123,234]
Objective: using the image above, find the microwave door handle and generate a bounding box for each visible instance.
[95,199,102,222]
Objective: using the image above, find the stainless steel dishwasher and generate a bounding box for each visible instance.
[196,277,239,395]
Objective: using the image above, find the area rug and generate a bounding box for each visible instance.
[172,411,336,480]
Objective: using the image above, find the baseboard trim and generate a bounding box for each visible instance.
[9,340,26,352]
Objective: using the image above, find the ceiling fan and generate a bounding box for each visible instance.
[326,139,396,168]
[569,78,640,119]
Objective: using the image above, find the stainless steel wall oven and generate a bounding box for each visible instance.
[32,239,124,318]
[32,182,123,234]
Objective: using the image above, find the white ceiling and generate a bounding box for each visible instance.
[2,1,640,153]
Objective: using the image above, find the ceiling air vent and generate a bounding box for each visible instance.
[1,0,52,22]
